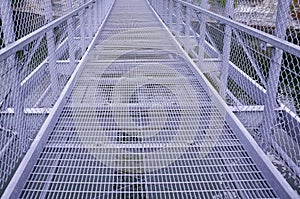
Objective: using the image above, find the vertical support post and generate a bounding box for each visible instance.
[185,2,191,37]
[1,0,27,150]
[219,0,234,98]
[101,0,105,21]
[97,0,102,26]
[175,0,182,38]
[198,0,208,70]
[91,1,97,34]
[1,0,15,46]
[78,0,86,56]
[44,0,59,95]
[160,1,166,22]
[88,4,93,43]
[259,0,290,150]
[67,0,75,75]
[96,0,101,26]
[1,0,16,114]
[169,0,174,29]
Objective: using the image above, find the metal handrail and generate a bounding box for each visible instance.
[0,0,95,62]
[177,0,300,58]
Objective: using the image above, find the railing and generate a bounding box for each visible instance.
[149,0,300,192]
[1,0,300,196]
[0,0,114,193]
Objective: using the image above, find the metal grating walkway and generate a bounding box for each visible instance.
[15,0,283,198]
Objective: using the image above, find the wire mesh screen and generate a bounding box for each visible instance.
[227,29,300,193]
[17,0,281,197]
[233,0,277,34]
[183,0,300,46]
[233,0,300,48]
[0,0,113,193]
[152,0,300,195]
[11,0,45,41]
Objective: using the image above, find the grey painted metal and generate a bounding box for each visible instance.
[0,0,115,198]
[1,0,25,136]
[177,0,300,58]
[2,0,296,198]
[167,1,300,185]
[44,0,60,98]
[101,0,105,21]
[150,0,299,198]
[21,36,45,87]
[185,4,191,36]
[0,0,114,195]
[259,0,300,178]
[67,0,76,77]
[232,29,267,87]
[78,0,86,56]
[0,1,96,62]
[0,0,15,46]
[259,0,290,150]
[92,2,97,34]
[220,0,234,98]
[175,1,181,37]
[0,0,27,187]
[168,0,174,28]
[87,4,93,44]
[197,0,208,70]
[95,0,100,26]
[228,61,266,105]
[1,0,300,198]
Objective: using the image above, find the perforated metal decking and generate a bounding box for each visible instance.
[14,0,287,198]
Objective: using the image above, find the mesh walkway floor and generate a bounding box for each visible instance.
[18,0,280,198]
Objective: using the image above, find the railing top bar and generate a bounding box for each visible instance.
[0,0,95,62]
[177,0,300,58]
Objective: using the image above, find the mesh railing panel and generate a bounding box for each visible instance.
[0,0,113,193]
[152,0,300,195]
[183,0,300,46]
[18,0,280,196]
[0,0,298,197]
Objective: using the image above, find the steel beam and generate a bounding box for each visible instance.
[259,0,290,151]
[220,0,234,98]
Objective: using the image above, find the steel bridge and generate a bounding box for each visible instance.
[0,0,300,198]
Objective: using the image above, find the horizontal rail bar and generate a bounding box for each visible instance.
[177,0,300,58]
[1,0,115,197]
[148,1,299,198]
[0,0,95,62]
[0,108,51,114]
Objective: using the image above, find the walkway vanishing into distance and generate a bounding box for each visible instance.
[1,0,299,198]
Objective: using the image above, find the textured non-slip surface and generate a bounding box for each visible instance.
[19,0,278,198]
